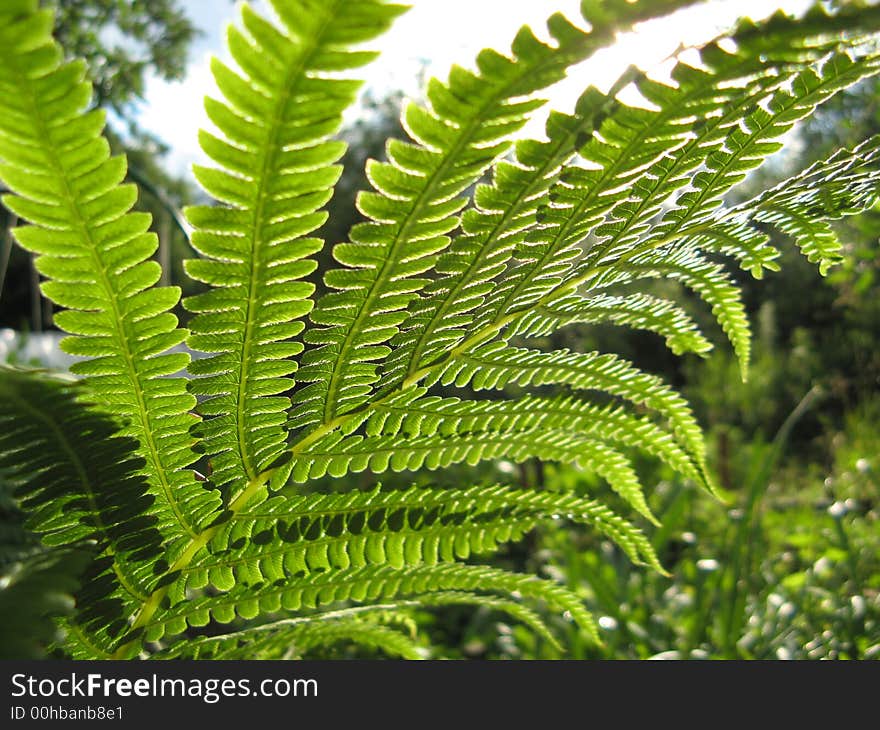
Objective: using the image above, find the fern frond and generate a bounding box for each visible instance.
[426,343,708,482]
[176,613,426,659]
[643,53,880,250]
[142,562,600,645]
[296,431,675,528]
[0,3,219,558]
[509,292,713,356]
[466,33,880,380]
[173,484,658,600]
[398,590,561,652]
[726,135,880,275]
[285,616,425,659]
[183,0,408,496]
[292,12,589,431]
[155,590,557,658]
[380,87,615,388]
[732,4,880,59]
[610,249,752,377]
[567,52,880,376]
[358,389,704,515]
[687,223,780,280]
[3,0,878,662]
[291,1,703,431]
[288,590,563,657]
[467,44,771,334]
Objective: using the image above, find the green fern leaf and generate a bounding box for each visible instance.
[174,484,659,599]
[729,135,880,274]
[645,53,880,247]
[620,249,752,378]
[284,617,426,659]
[0,3,220,561]
[291,2,705,431]
[183,0,408,497]
[509,292,713,356]
[154,591,557,658]
[380,88,614,387]
[142,562,600,645]
[465,34,880,381]
[427,342,709,482]
[3,0,879,661]
[687,223,781,280]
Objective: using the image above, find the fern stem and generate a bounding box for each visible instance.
[111,468,276,658]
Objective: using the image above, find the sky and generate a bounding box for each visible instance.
[137,0,812,176]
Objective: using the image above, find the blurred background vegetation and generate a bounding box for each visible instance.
[1,0,877,660]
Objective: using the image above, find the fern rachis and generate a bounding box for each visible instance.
[1,0,879,659]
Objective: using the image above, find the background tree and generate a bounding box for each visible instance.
[43,0,196,128]
[0,0,199,330]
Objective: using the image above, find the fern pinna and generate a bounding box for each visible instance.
[1,0,879,659]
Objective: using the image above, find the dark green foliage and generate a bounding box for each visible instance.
[0,368,161,655]
[0,0,879,659]
[0,544,92,659]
